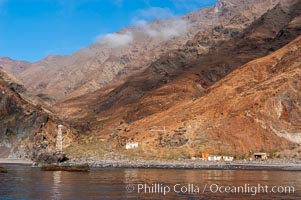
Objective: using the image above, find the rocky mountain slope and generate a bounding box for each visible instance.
[0,68,75,159]
[150,34,301,156]
[89,34,300,159]
[56,0,301,159]
[0,57,30,76]
[56,0,301,122]
[1,0,280,103]
[1,0,301,160]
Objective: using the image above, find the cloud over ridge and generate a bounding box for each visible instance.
[101,32,134,47]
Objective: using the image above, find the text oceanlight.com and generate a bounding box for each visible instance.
[126,183,295,196]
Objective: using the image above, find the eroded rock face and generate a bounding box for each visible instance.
[47,0,301,159]
[89,35,301,158]
[159,128,188,147]
[57,0,301,125]
[1,0,280,103]
[0,58,30,76]
[33,152,69,164]
[0,69,75,159]
[140,35,301,155]
[1,0,300,160]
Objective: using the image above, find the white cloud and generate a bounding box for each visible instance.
[100,32,134,47]
[95,4,192,47]
[132,6,190,41]
[132,19,148,27]
[161,19,190,39]
[136,7,175,20]
[133,18,190,40]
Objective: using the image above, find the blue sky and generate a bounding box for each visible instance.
[0,0,216,62]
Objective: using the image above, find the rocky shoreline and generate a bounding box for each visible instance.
[66,159,301,171]
[0,158,33,165]
[1,158,301,171]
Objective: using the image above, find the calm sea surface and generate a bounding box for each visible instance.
[0,165,301,199]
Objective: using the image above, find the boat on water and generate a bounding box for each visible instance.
[0,167,8,173]
[41,163,90,172]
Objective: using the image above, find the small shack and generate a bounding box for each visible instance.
[254,153,268,160]
[208,155,234,161]
[125,142,139,150]
[208,155,222,161]
[223,156,234,162]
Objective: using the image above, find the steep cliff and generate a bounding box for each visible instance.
[105,35,301,158]
[56,0,301,159]
[1,0,280,102]
[1,0,301,160]
[0,68,75,159]
[56,0,301,123]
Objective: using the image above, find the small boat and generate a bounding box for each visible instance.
[0,167,8,173]
[41,163,90,172]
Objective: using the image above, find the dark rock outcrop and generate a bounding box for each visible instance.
[33,152,69,164]
[0,68,75,159]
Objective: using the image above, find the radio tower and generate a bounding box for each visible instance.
[56,125,63,153]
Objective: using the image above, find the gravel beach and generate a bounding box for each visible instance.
[0,158,33,165]
[1,158,301,171]
[66,159,301,171]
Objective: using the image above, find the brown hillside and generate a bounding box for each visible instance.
[0,69,75,159]
[1,0,279,102]
[106,35,301,158]
[56,0,301,126]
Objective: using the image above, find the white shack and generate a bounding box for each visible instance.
[208,155,222,161]
[254,153,268,160]
[208,155,234,161]
[125,142,139,150]
[223,156,234,161]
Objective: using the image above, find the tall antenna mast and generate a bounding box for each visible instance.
[56,124,63,153]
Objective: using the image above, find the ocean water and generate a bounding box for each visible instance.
[0,165,300,199]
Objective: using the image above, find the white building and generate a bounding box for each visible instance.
[223,156,234,161]
[125,142,139,150]
[208,155,234,161]
[254,153,268,160]
[208,155,222,161]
